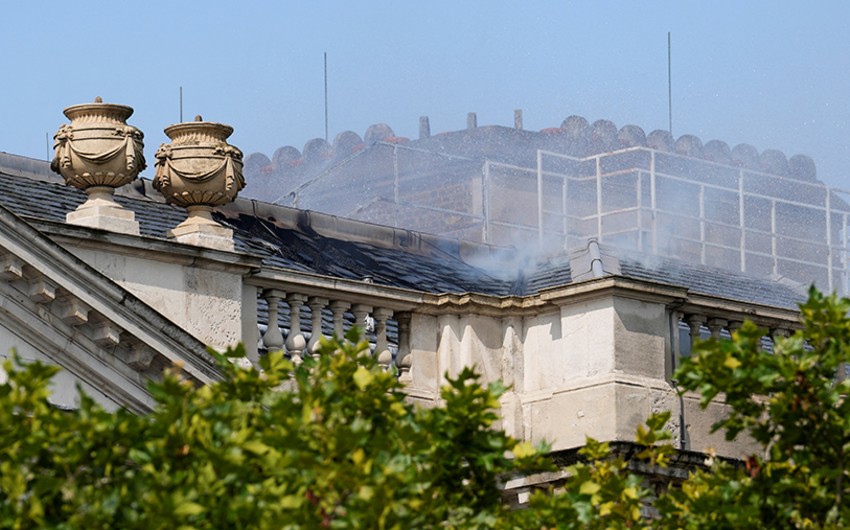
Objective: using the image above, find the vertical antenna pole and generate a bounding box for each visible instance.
[180,86,183,123]
[668,32,673,137]
[324,52,329,142]
[45,132,49,161]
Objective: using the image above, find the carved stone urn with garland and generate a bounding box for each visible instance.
[50,97,145,235]
[153,116,245,251]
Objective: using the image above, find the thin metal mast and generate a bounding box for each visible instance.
[324,52,329,142]
[668,32,673,136]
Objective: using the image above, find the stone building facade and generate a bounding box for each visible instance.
[0,103,815,498]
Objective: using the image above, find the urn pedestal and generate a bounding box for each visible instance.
[153,116,245,251]
[50,98,145,235]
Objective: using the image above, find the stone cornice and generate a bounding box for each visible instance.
[252,267,802,326]
[0,206,222,387]
[28,218,262,275]
[538,276,801,326]
[249,268,424,311]
[418,292,550,317]
[251,267,554,317]
[539,276,690,307]
[0,278,156,413]
[680,293,801,328]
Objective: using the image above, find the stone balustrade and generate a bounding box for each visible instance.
[247,271,804,397]
[676,302,800,360]
[252,280,416,378]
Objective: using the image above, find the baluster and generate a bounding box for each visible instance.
[770,328,790,351]
[770,328,790,340]
[768,327,790,353]
[327,300,351,356]
[329,300,351,339]
[351,303,373,339]
[727,320,743,337]
[307,296,328,354]
[707,318,727,339]
[261,289,284,352]
[373,307,393,370]
[395,312,412,382]
[685,314,706,349]
[285,294,307,364]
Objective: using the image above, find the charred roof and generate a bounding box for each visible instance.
[0,151,807,309]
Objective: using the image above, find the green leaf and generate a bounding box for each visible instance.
[579,481,600,495]
[358,485,375,501]
[175,502,205,516]
[353,365,374,390]
[243,440,271,455]
[512,441,537,459]
[279,495,304,509]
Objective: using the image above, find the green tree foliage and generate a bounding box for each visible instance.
[655,288,850,529]
[515,287,850,529]
[508,411,674,530]
[2,289,850,528]
[0,329,545,529]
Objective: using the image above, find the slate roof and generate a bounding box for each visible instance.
[0,153,187,237]
[225,211,517,295]
[617,253,806,310]
[0,154,519,296]
[0,153,809,309]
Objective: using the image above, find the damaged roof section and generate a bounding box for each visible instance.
[0,155,523,295]
[0,153,811,308]
[226,209,517,295]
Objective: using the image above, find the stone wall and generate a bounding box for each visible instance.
[404,280,767,459]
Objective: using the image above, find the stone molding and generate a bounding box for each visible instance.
[0,203,221,401]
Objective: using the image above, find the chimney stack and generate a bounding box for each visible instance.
[514,109,523,130]
[419,116,431,139]
[467,112,477,130]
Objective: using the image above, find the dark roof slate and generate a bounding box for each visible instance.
[0,156,809,308]
[617,253,805,310]
[224,212,516,295]
[0,165,518,296]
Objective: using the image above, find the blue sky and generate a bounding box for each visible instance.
[2,1,849,187]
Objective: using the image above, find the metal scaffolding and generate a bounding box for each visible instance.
[286,142,850,296]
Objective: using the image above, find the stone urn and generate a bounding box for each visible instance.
[50,97,145,234]
[154,116,245,250]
